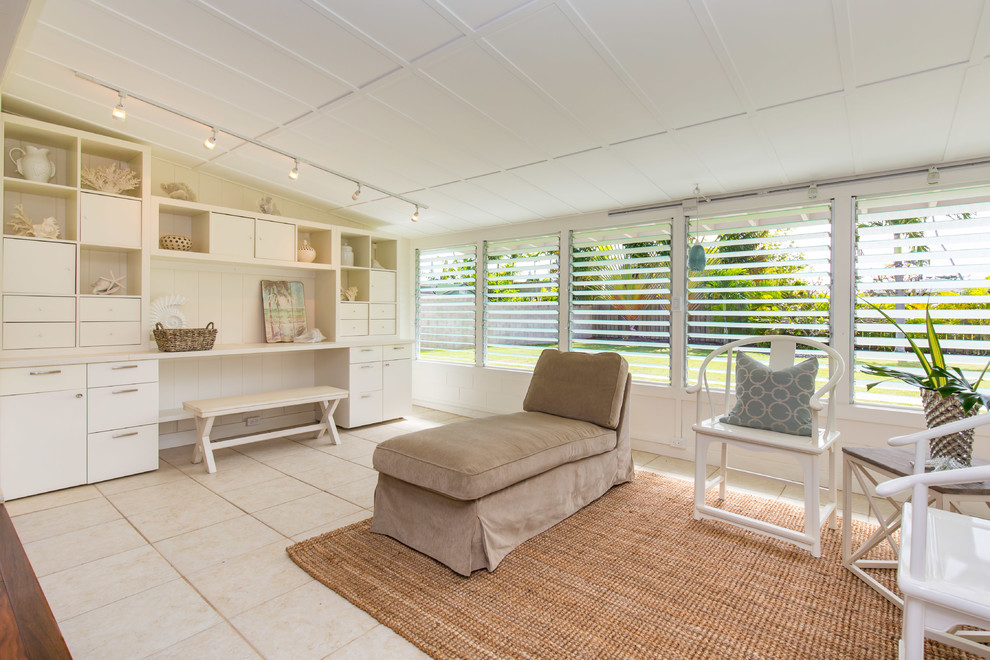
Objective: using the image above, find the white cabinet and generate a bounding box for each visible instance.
[369,270,396,302]
[383,355,412,421]
[316,343,411,428]
[78,295,142,347]
[80,193,141,248]
[0,365,87,499]
[86,360,158,483]
[2,238,76,295]
[255,218,295,261]
[210,212,255,258]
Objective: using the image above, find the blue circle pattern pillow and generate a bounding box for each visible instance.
[720,351,819,436]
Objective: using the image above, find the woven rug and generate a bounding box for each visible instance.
[288,471,978,659]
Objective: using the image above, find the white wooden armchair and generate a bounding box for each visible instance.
[875,413,990,660]
[687,335,844,556]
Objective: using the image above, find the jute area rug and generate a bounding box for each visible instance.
[288,471,977,659]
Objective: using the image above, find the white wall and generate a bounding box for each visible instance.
[405,163,990,485]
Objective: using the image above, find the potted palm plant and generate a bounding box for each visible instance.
[860,299,989,468]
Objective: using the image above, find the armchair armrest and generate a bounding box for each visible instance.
[875,464,990,498]
[888,412,990,447]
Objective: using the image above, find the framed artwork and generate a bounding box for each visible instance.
[261,280,307,342]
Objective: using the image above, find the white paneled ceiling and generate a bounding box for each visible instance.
[3,0,989,237]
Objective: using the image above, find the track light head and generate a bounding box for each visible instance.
[352,183,361,201]
[411,205,419,222]
[204,128,217,150]
[927,165,940,185]
[807,183,818,200]
[289,159,300,180]
[111,92,126,120]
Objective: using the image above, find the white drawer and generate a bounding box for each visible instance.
[369,319,396,335]
[383,343,413,359]
[340,303,369,320]
[348,345,382,363]
[88,360,158,388]
[3,295,75,322]
[88,381,158,433]
[349,360,382,393]
[339,320,368,337]
[369,303,395,320]
[347,389,383,427]
[0,364,86,396]
[2,238,76,295]
[79,321,142,347]
[80,193,142,248]
[2,322,75,350]
[87,423,159,483]
[79,296,141,322]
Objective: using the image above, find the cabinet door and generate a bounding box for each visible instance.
[210,213,255,258]
[369,271,396,302]
[382,358,412,421]
[2,238,76,294]
[80,193,141,248]
[0,388,86,500]
[88,424,158,483]
[255,219,295,261]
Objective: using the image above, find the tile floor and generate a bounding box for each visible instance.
[8,407,885,659]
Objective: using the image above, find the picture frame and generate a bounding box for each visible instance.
[261,280,307,343]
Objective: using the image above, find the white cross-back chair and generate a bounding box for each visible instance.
[875,413,990,660]
[687,335,844,557]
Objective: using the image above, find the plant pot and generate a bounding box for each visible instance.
[920,389,976,467]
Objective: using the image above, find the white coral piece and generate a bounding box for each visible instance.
[81,163,141,194]
[160,182,196,201]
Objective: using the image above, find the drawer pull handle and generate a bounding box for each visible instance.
[112,388,139,394]
[112,431,138,438]
[111,364,139,370]
[29,369,62,376]
[360,348,374,352]
[360,365,374,369]
[75,393,83,399]
[361,394,372,399]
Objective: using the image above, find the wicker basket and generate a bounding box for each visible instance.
[153,322,217,352]
[159,234,193,251]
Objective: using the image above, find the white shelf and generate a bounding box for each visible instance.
[150,249,336,272]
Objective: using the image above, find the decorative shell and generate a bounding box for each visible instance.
[159,234,192,251]
[258,196,280,215]
[340,286,358,302]
[81,163,141,194]
[160,182,196,201]
[150,295,188,329]
[91,271,126,295]
[7,204,61,239]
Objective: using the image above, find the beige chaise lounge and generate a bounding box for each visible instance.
[371,349,634,576]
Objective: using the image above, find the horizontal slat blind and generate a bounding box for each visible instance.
[416,245,476,364]
[854,190,990,407]
[570,221,672,383]
[484,235,559,370]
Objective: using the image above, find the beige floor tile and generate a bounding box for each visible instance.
[127,492,243,542]
[254,445,343,474]
[231,581,378,660]
[632,449,660,466]
[40,545,179,621]
[10,497,121,544]
[301,434,377,461]
[293,457,377,490]
[3,484,102,517]
[23,518,146,578]
[328,476,378,509]
[172,448,257,474]
[252,492,363,537]
[158,444,198,467]
[95,460,188,496]
[58,578,221,660]
[221,475,320,513]
[716,470,787,499]
[103,477,215,517]
[186,540,310,618]
[154,515,286,575]
[291,510,373,542]
[348,453,375,469]
[190,460,286,495]
[233,437,310,463]
[326,624,429,659]
[640,455,698,481]
[345,423,412,443]
[145,622,261,660]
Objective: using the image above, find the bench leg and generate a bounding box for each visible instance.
[317,399,342,445]
[191,416,217,474]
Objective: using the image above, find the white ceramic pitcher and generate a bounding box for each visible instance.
[9,145,56,183]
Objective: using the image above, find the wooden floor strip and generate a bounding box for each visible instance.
[0,505,71,660]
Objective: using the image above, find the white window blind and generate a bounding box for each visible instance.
[570,221,672,383]
[484,235,559,370]
[416,245,477,364]
[854,188,990,407]
[686,203,833,385]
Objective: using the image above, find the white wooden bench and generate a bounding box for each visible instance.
[183,386,348,474]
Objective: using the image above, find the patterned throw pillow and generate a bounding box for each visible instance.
[720,351,819,436]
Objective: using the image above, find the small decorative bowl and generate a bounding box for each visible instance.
[159,234,192,251]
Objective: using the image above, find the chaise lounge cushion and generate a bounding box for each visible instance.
[522,349,628,429]
[373,411,617,501]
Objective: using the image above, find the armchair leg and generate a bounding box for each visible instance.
[827,445,837,530]
[802,454,822,558]
[718,443,728,500]
[694,435,709,520]
[901,599,925,660]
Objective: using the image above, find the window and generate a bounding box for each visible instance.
[686,203,833,385]
[484,235,559,370]
[416,245,477,364]
[854,188,990,407]
[570,221,672,383]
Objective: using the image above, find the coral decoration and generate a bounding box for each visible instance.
[81,163,141,194]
